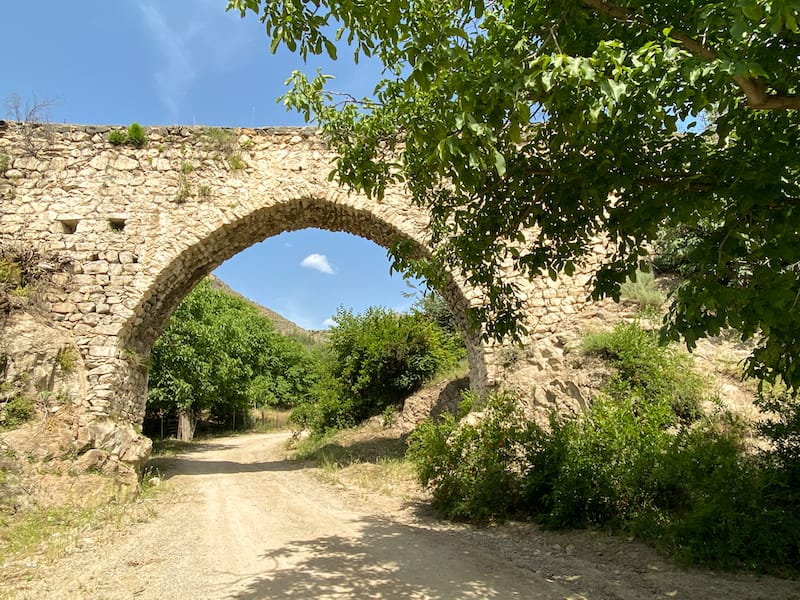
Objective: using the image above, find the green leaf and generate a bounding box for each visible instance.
[493,150,506,177]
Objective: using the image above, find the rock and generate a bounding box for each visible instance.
[74,448,110,472]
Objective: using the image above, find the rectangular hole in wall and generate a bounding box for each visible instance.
[60,219,79,234]
[109,218,126,232]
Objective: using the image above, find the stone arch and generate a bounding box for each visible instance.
[119,194,487,421]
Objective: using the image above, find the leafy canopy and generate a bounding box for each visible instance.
[147,279,318,424]
[229,0,800,390]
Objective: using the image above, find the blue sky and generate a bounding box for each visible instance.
[1,1,422,329]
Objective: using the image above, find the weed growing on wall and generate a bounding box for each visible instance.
[107,123,147,148]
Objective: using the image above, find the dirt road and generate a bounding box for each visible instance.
[6,432,797,599]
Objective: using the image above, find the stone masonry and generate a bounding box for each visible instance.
[0,122,603,473]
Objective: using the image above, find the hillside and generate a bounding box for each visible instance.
[206,274,326,343]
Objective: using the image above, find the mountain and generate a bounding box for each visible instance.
[206,274,324,342]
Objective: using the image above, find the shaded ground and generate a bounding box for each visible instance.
[2,432,797,599]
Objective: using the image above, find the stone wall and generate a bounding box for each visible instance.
[0,122,605,471]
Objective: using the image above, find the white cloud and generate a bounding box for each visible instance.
[300,253,336,275]
[322,317,337,329]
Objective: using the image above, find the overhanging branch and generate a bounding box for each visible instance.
[579,0,800,110]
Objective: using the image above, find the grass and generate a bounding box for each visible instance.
[0,491,162,572]
[289,424,419,501]
[619,269,666,315]
[150,438,197,457]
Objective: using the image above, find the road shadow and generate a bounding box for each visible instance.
[147,455,307,479]
[225,516,564,599]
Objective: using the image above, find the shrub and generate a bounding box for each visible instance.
[227,152,247,170]
[1,396,35,429]
[107,123,147,148]
[292,306,462,433]
[408,391,531,521]
[56,346,78,373]
[652,221,718,274]
[619,270,666,312]
[408,389,800,574]
[583,322,704,422]
[107,130,126,146]
[126,122,146,147]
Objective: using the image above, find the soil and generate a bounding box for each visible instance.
[3,431,797,600]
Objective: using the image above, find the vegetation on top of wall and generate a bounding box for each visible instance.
[107,123,147,148]
[202,127,248,170]
[3,94,55,157]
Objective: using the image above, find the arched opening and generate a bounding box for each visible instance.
[119,195,487,423]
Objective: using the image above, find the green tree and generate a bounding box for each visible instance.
[147,279,318,437]
[291,306,461,432]
[229,0,800,391]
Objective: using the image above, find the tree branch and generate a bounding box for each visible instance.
[579,0,800,110]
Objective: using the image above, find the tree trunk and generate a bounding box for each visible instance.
[177,409,194,441]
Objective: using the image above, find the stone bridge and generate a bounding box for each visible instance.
[0,123,599,476]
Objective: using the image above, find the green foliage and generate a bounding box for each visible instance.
[1,396,35,429]
[174,176,191,203]
[181,162,195,174]
[408,390,800,574]
[232,0,800,392]
[147,278,319,430]
[55,346,78,373]
[107,130,126,146]
[0,154,9,173]
[619,270,666,313]
[227,152,247,170]
[107,123,147,148]
[411,291,460,337]
[651,221,719,275]
[408,392,532,521]
[0,258,22,287]
[291,306,462,433]
[584,322,704,422]
[126,122,146,147]
[756,385,800,481]
[203,127,236,152]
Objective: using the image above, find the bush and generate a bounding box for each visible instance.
[1,396,35,429]
[292,306,462,433]
[408,392,531,521]
[126,122,146,147]
[408,389,800,574]
[651,222,717,274]
[619,270,665,312]
[107,130,126,146]
[583,322,704,423]
[107,123,147,148]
